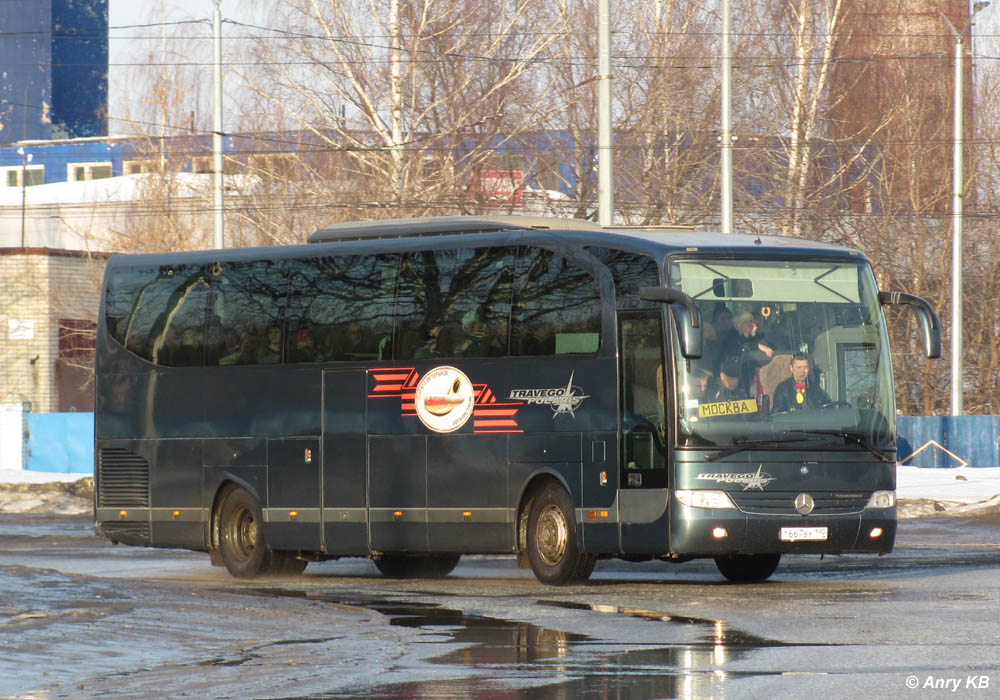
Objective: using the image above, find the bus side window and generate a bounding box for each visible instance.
[511,247,601,356]
[116,265,211,366]
[205,261,289,366]
[394,248,514,360]
[289,254,397,362]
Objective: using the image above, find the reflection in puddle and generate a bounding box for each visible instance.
[259,591,784,700]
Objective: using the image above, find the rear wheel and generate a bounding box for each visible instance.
[218,487,305,578]
[714,553,781,582]
[374,553,461,579]
[526,483,594,585]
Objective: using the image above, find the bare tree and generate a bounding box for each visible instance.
[233,0,566,222]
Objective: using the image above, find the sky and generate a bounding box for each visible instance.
[106,0,1000,137]
[108,1,268,136]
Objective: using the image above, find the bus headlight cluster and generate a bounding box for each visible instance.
[675,490,736,509]
[865,490,896,509]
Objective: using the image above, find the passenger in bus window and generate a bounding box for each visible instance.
[702,305,734,371]
[687,366,713,401]
[772,353,831,412]
[332,321,365,360]
[707,357,749,402]
[520,322,555,355]
[168,327,203,366]
[218,330,248,365]
[290,328,320,363]
[725,311,774,393]
[455,309,503,357]
[254,325,282,364]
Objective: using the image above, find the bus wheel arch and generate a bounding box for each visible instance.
[213,482,306,578]
[519,476,595,585]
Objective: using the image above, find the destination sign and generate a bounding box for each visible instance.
[698,399,759,418]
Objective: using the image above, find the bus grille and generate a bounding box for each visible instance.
[729,491,870,516]
[98,448,150,507]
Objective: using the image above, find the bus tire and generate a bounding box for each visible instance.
[218,487,289,579]
[714,553,781,582]
[527,483,594,586]
[374,554,461,579]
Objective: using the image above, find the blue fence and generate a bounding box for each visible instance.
[19,412,1000,474]
[897,416,1000,469]
[26,412,94,474]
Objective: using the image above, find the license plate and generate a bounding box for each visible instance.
[780,527,828,542]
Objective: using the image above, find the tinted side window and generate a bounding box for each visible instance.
[106,264,211,365]
[104,266,149,347]
[395,248,514,360]
[511,247,601,355]
[285,254,398,362]
[206,261,289,365]
[586,247,660,309]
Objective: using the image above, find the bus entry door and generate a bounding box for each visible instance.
[322,370,369,555]
[618,312,671,553]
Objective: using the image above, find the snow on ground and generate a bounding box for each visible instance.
[0,467,998,516]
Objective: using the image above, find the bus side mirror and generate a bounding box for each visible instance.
[878,290,942,359]
[639,286,703,359]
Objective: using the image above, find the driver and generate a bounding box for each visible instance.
[772,353,832,412]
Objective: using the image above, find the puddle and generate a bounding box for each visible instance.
[257,590,786,699]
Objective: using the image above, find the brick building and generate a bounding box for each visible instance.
[0,248,105,413]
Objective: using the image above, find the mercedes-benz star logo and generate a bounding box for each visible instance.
[794,493,815,515]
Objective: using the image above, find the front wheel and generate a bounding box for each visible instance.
[714,553,781,582]
[526,483,595,585]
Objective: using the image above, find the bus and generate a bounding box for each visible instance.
[94,215,940,585]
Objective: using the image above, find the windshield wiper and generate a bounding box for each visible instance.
[783,429,893,463]
[705,436,826,463]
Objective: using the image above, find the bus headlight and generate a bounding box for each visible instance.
[865,490,896,509]
[675,490,736,509]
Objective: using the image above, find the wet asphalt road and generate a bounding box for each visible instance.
[1,513,999,699]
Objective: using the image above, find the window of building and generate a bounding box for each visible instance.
[68,162,112,181]
[2,165,44,187]
[193,156,238,175]
[123,159,158,175]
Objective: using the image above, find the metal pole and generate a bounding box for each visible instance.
[18,148,26,248]
[950,34,963,415]
[212,0,225,249]
[598,0,613,226]
[720,0,733,234]
[943,2,990,415]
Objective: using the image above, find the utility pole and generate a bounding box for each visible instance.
[720,0,733,234]
[213,0,225,249]
[942,1,990,416]
[597,0,613,226]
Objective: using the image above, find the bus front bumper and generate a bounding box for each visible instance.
[670,505,896,556]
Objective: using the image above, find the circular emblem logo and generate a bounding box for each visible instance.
[794,493,815,515]
[414,366,475,433]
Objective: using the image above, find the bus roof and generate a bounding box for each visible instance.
[106,216,869,268]
[307,215,602,242]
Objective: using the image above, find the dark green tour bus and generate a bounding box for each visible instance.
[94,216,940,584]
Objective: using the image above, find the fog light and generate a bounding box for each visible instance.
[712,527,728,539]
[869,527,883,539]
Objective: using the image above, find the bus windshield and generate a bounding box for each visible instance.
[669,258,896,453]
